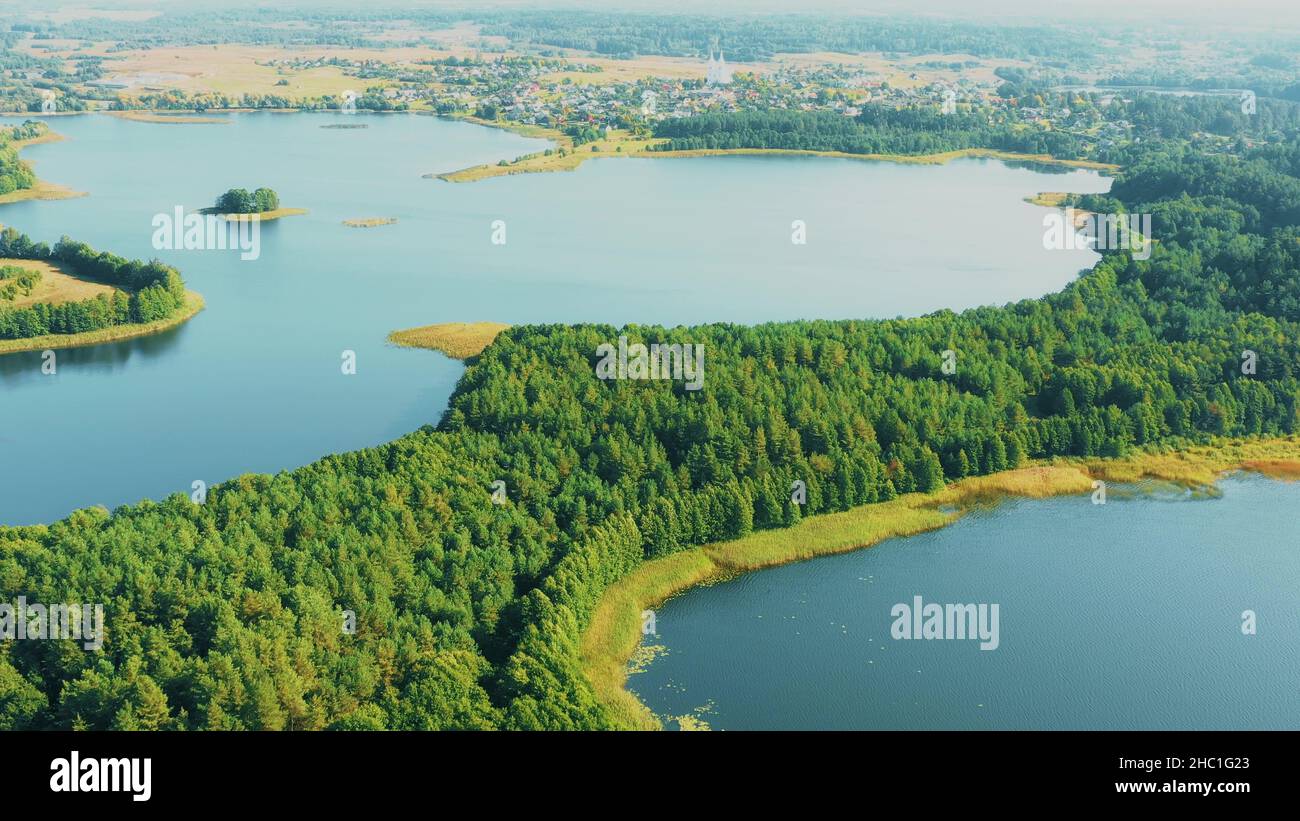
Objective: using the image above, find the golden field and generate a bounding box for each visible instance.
[0,258,116,308]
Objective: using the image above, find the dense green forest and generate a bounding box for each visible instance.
[3,121,1300,729]
[1117,93,1300,140]
[0,230,189,339]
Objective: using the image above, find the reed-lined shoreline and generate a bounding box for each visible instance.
[580,438,1300,730]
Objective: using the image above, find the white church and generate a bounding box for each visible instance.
[705,49,733,86]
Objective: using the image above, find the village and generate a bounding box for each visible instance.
[221,49,1143,148]
[0,26,1166,156]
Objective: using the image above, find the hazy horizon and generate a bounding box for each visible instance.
[5,0,1300,32]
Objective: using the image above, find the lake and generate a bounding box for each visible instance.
[628,475,1300,730]
[0,111,1108,525]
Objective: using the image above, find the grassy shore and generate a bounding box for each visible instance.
[200,207,308,222]
[1025,191,1096,230]
[108,110,229,124]
[0,291,205,356]
[387,321,510,360]
[0,178,86,205]
[13,132,67,149]
[436,127,1120,184]
[431,126,663,183]
[1025,191,1071,208]
[447,113,560,141]
[581,438,1300,729]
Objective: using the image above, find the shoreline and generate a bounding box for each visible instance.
[1025,191,1097,230]
[200,207,308,222]
[0,290,205,356]
[580,437,1300,730]
[0,130,87,205]
[435,129,1120,184]
[107,110,229,124]
[6,111,1118,192]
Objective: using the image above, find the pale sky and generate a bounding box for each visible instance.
[5,0,1300,31]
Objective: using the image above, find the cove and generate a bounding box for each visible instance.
[0,112,1108,525]
[627,475,1300,730]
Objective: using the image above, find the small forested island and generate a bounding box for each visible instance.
[205,187,306,221]
[0,227,203,354]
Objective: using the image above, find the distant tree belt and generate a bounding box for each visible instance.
[477,13,1098,61]
[651,96,1300,162]
[2,132,1300,729]
[3,10,1100,60]
[109,91,404,112]
[0,229,188,339]
[1092,92,1300,139]
[650,108,1091,158]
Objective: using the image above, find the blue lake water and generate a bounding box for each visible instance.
[0,111,1107,525]
[628,475,1300,730]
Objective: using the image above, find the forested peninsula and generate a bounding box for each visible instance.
[2,127,1300,730]
[0,228,200,354]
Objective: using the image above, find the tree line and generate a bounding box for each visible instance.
[651,107,1091,161]
[651,94,1300,164]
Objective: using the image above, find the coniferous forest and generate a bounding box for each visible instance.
[2,131,1299,729]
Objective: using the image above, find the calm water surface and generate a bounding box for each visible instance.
[629,476,1300,730]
